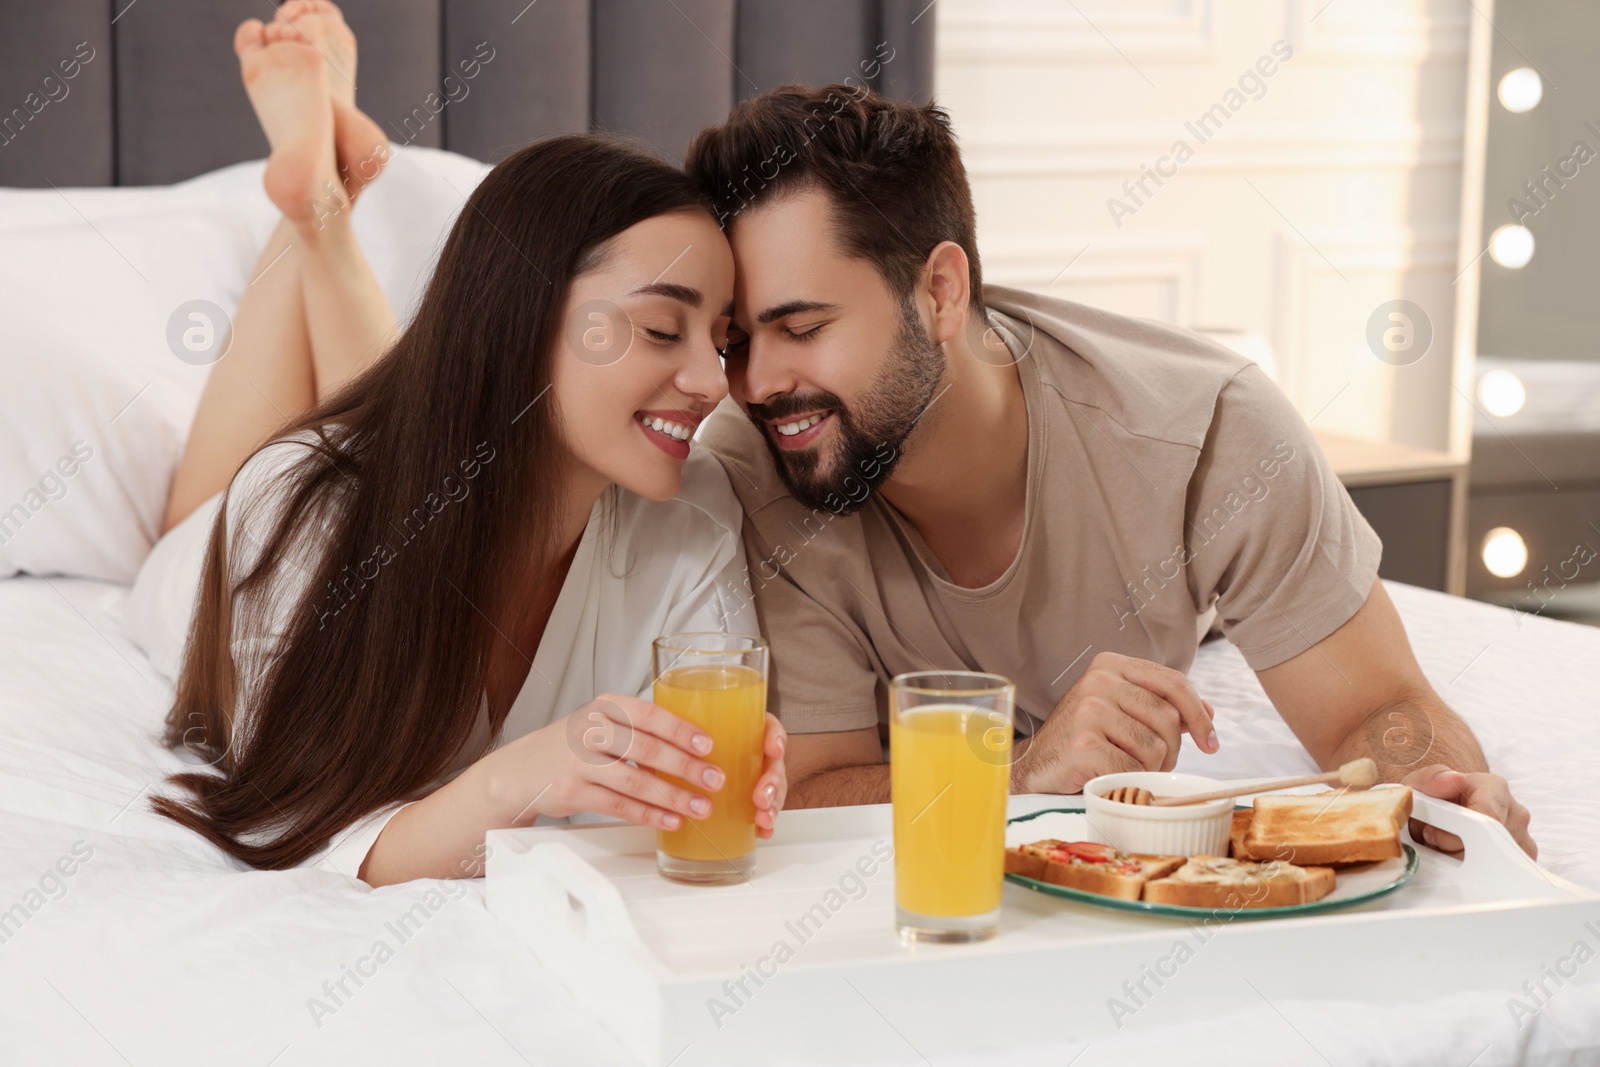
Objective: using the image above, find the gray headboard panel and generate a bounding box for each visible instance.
[445,0,590,161]
[0,1,933,188]
[593,0,736,163]
[0,0,116,187]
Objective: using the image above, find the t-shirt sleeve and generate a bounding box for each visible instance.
[741,510,880,734]
[1183,365,1382,670]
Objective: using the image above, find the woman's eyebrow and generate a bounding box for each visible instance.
[628,281,702,307]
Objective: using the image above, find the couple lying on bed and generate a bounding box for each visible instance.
[130,2,1536,887]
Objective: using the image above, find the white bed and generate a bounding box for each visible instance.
[0,575,1597,1067]
[3,153,1597,1065]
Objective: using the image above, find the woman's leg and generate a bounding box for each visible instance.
[162,9,393,533]
[299,210,397,398]
[275,1,397,394]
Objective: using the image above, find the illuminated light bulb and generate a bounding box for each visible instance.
[1489,224,1534,269]
[1482,527,1528,579]
[1478,369,1526,417]
[1497,68,1543,113]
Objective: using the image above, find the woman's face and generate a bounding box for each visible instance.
[553,209,734,502]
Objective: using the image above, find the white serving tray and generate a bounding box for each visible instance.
[486,788,1599,1067]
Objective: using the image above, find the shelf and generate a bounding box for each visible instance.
[1312,430,1466,489]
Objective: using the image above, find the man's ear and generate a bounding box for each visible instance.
[922,241,971,345]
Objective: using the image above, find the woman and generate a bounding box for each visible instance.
[127,2,786,886]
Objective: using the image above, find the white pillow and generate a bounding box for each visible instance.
[0,146,491,583]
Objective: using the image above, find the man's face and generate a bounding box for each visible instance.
[723,188,944,514]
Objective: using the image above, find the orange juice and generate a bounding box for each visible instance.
[891,705,1011,917]
[653,664,765,862]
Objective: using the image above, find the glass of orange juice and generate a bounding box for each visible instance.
[890,670,1015,942]
[651,633,768,885]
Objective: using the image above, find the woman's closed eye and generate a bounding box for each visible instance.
[641,326,682,344]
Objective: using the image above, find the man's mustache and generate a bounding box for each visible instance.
[745,391,845,424]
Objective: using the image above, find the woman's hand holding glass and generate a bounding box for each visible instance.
[753,712,788,839]
[478,694,786,834]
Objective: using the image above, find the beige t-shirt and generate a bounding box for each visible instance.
[700,285,1382,736]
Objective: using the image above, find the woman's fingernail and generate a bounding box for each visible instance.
[765,783,777,807]
[692,733,713,755]
[690,797,712,817]
[664,814,681,829]
[703,767,725,789]
[1207,730,1218,750]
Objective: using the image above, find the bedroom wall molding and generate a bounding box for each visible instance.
[937,0,1214,63]
[979,233,1207,327]
[937,0,1467,66]
[1286,0,1470,62]
[958,123,1465,177]
[1271,228,1459,434]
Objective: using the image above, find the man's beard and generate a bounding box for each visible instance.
[747,302,946,516]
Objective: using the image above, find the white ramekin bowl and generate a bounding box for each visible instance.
[1082,772,1234,856]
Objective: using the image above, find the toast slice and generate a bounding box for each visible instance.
[1243,786,1413,866]
[1005,840,1185,901]
[1142,855,1336,909]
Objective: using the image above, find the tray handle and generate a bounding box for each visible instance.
[522,841,642,953]
[1407,790,1569,898]
[489,841,664,1065]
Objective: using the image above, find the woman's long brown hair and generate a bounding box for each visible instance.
[151,136,709,869]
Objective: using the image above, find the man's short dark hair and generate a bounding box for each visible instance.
[684,84,983,312]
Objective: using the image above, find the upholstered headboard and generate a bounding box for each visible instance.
[0,0,933,188]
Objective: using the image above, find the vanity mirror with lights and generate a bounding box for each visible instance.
[1461,1,1600,621]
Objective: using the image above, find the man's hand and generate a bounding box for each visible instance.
[1402,763,1536,859]
[1013,652,1219,794]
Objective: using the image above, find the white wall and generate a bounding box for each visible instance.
[935,0,1471,454]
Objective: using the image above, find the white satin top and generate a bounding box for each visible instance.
[127,434,754,876]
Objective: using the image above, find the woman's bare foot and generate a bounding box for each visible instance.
[234,18,347,232]
[270,1,390,199]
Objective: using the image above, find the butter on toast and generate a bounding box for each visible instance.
[1142,855,1336,909]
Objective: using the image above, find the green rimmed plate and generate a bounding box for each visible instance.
[1005,805,1419,921]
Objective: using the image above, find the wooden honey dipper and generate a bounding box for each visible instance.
[1102,758,1379,808]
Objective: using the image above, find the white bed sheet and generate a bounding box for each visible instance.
[0,577,1597,1066]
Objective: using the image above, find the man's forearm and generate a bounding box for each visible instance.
[788,733,1047,808]
[787,763,892,807]
[1328,692,1488,782]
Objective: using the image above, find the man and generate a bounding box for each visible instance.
[684,85,1535,857]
